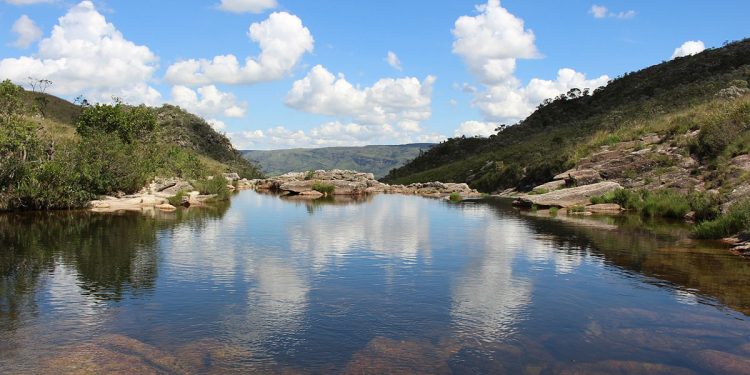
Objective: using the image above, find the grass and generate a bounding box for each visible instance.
[312,181,335,196]
[549,207,559,216]
[693,199,750,239]
[568,205,585,213]
[449,192,462,202]
[167,190,187,207]
[590,188,690,219]
[192,177,230,201]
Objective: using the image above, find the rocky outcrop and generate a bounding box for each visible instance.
[89,177,221,212]
[250,170,481,199]
[515,181,622,208]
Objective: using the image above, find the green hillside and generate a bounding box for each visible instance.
[243,144,434,178]
[1,82,261,210]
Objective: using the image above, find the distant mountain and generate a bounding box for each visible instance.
[243,144,435,178]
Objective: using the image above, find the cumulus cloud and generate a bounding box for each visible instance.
[452,0,609,125]
[589,5,636,20]
[0,1,161,105]
[671,40,705,59]
[454,120,498,137]
[207,119,227,131]
[452,0,538,85]
[171,85,247,118]
[10,15,42,48]
[218,0,277,13]
[285,64,436,133]
[386,51,402,70]
[165,12,313,86]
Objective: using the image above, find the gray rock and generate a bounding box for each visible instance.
[517,181,622,208]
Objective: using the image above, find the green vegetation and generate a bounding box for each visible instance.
[384,39,750,192]
[591,189,695,219]
[243,144,434,179]
[549,207,559,216]
[567,205,585,213]
[167,190,187,207]
[449,192,462,202]
[693,199,750,239]
[312,181,335,196]
[193,177,231,201]
[0,80,262,211]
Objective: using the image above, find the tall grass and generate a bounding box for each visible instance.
[693,199,750,239]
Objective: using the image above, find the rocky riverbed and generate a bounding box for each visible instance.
[87,170,482,212]
[245,170,482,199]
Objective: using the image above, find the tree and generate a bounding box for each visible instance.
[75,98,157,144]
[0,80,37,162]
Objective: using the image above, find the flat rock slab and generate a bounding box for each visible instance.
[586,203,623,213]
[518,181,622,208]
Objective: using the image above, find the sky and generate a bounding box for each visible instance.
[0,1,747,150]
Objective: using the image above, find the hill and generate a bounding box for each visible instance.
[1,82,262,210]
[243,144,434,178]
[384,39,750,194]
[18,91,260,179]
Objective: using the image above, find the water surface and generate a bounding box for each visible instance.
[1,191,750,374]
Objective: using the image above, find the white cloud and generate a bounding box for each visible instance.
[285,64,435,133]
[218,0,277,13]
[165,12,313,86]
[10,15,42,48]
[207,119,226,131]
[454,120,497,137]
[589,5,607,18]
[171,85,247,118]
[671,40,705,59]
[589,5,636,20]
[386,51,402,71]
[452,0,538,85]
[0,1,161,105]
[453,1,609,124]
[4,0,55,4]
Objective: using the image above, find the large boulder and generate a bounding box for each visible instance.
[516,181,622,208]
[553,168,602,186]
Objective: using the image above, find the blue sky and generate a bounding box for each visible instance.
[0,0,747,149]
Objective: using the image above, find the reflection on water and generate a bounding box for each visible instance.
[1,192,750,374]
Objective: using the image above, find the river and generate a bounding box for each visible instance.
[1,191,749,374]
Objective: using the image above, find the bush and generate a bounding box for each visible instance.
[549,207,559,216]
[167,190,187,207]
[689,192,721,222]
[693,199,750,239]
[312,181,335,196]
[449,192,462,202]
[193,177,230,201]
[640,190,691,219]
[76,100,157,144]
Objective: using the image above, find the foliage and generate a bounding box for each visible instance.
[76,99,157,144]
[167,190,187,207]
[693,199,750,239]
[549,207,559,216]
[312,181,335,196]
[193,177,231,201]
[449,192,462,202]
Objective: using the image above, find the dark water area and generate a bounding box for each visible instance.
[1,191,750,374]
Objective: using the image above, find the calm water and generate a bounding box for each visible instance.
[1,191,750,374]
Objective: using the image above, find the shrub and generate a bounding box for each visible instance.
[193,177,230,201]
[568,205,585,213]
[167,190,187,207]
[549,207,559,216]
[449,192,463,202]
[640,190,691,219]
[693,199,750,239]
[312,181,335,196]
[689,192,721,222]
[76,99,157,144]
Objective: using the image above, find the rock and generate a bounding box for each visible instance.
[155,203,176,212]
[585,203,623,213]
[299,190,324,198]
[279,180,316,194]
[553,168,602,186]
[558,360,696,375]
[222,172,241,181]
[533,179,566,193]
[159,181,193,196]
[516,181,622,208]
